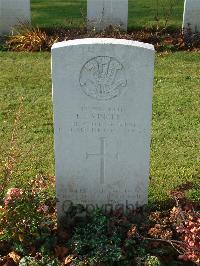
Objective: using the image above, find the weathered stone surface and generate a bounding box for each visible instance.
[0,0,31,35]
[51,38,155,220]
[183,0,200,34]
[87,0,128,31]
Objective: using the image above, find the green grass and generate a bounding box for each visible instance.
[0,51,199,204]
[31,0,184,30]
[31,0,86,28]
[150,52,200,203]
[128,0,184,30]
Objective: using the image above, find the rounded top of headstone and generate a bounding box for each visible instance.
[51,38,155,51]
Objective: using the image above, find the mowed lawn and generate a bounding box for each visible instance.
[0,51,199,204]
[31,0,184,30]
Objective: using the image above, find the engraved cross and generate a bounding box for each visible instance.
[86,137,118,185]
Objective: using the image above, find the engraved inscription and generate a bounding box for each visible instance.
[70,105,136,135]
[80,56,127,100]
[86,137,119,184]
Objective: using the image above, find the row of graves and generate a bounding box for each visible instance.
[0,0,200,35]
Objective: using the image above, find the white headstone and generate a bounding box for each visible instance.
[87,0,128,31]
[51,38,155,220]
[0,0,31,35]
[183,0,200,34]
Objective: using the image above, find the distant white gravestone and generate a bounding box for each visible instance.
[0,0,31,35]
[183,0,200,34]
[87,0,128,31]
[51,38,155,220]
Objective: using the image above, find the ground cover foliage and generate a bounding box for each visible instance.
[0,1,199,264]
[0,175,199,265]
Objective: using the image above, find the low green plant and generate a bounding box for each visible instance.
[0,176,56,250]
[68,210,124,265]
[144,255,162,266]
[0,190,199,265]
[19,255,59,266]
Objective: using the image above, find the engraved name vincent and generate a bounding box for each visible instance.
[79,56,127,100]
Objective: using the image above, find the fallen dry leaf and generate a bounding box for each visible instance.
[8,252,20,264]
[64,255,74,265]
[18,234,24,242]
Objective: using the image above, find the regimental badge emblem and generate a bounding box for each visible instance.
[79,56,127,100]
